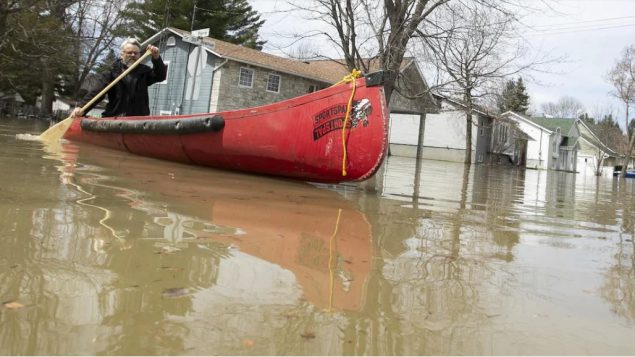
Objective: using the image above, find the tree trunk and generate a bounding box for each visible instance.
[40,60,54,116]
[464,91,473,165]
[623,133,635,176]
[416,113,426,159]
[596,151,604,176]
[622,104,632,176]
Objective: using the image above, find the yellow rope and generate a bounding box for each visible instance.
[327,208,343,313]
[333,69,362,176]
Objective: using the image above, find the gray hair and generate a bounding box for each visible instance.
[120,38,141,50]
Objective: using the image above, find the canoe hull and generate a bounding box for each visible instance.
[63,75,389,183]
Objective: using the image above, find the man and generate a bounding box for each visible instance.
[70,38,167,118]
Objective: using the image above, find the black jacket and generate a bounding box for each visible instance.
[82,57,167,117]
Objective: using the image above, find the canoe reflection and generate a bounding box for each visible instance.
[57,141,372,313]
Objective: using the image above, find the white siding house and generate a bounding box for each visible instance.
[389,96,493,164]
[497,112,552,170]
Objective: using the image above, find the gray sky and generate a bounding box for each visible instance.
[249,0,635,124]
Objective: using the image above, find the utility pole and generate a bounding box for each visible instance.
[190,1,197,31]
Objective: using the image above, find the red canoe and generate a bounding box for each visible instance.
[63,72,389,183]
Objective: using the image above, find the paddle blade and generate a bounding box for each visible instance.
[39,117,74,142]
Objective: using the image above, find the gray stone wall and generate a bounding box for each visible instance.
[214,61,329,111]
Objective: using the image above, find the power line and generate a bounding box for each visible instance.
[528,15,635,29]
[524,22,635,36]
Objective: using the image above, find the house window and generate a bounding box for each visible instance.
[239,67,254,88]
[479,128,484,136]
[498,124,508,143]
[308,85,320,93]
[159,60,170,84]
[266,73,281,93]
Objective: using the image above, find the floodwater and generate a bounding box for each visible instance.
[1,117,634,355]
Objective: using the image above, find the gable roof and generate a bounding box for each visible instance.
[0,91,24,102]
[145,28,351,84]
[500,111,554,134]
[529,117,576,134]
[576,119,621,156]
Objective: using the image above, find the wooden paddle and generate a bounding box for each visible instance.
[39,49,153,142]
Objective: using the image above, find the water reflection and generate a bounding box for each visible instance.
[2,118,635,354]
[1,132,373,354]
[372,157,635,354]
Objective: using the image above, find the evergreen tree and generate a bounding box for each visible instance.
[121,0,265,49]
[578,113,595,126]
[498,77,530,114]
[0,1,75,106]
[599,114,621,129]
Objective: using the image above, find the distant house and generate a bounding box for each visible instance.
[36,95,73,118]
[575,119,621,175]
[493,112,579,172]
[0,90,25,116]
[390,94,494,163]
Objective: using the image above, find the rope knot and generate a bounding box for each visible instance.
[332,69,362,87]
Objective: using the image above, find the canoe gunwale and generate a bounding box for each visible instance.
[80,115,225,135]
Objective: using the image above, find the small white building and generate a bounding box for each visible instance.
[389,95,493,164]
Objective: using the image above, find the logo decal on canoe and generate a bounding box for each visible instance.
[312,99,372,140]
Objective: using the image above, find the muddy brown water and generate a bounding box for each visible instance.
[1,118,634,355]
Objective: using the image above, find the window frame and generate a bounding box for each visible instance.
[266,73,281,93]
[238,67,254,88]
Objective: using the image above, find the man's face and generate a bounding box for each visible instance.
[121,44,140,66]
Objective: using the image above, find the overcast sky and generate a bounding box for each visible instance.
[249,0,635,124]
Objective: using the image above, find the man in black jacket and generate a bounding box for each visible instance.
[70,38,167,118]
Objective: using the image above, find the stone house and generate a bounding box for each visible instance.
[143,27,336,115]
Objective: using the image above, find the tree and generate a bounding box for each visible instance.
[421,4,542,164]
[120,0,265,49]
[64,0,131,100]
[607,45,635,173]
[0,0,77,110]
[578,112,594,126]
[539,96,585,118]
[498,77,529,114]
[299,0,455,104]
[587,115,627,176]
[0,0,128,115]
[607,45,635,133]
